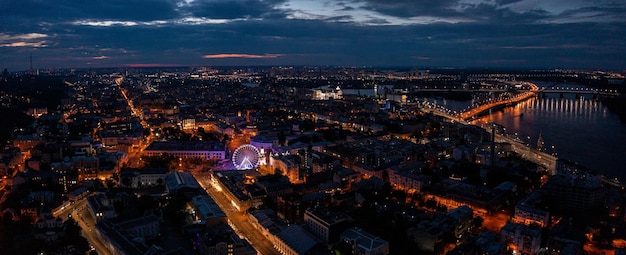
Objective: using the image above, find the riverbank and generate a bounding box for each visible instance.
[601,95,626,123]
[474,95,626,180]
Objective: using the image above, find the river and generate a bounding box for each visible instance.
[428,82,626,179]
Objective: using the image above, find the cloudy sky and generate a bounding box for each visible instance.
[1,0,625,70]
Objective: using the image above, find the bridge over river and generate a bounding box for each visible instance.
[458,82,539,120]
[424,106,559,173]
[421,81,622,175]
[419,77,626,199]
[412,86,618,97]
[537,87,619,98]
[449,83,620,120]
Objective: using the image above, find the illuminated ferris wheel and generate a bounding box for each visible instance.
[232,144,262,170]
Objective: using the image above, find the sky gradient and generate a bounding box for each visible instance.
[1,0,625,71]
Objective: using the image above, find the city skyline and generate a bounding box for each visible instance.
[1,0,626,71]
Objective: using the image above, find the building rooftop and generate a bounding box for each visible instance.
[305,205,352,226]
[341,228,389,252]
[276,225,321,254]
[249,209,287,235]
[145,141,225,152]
[501,222,541,237]
[164,172,201,192]
[111,214,160,231]
[545,173,602,189]
[96,221,169,255]
[191,195,226,224]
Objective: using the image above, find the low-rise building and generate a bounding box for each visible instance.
[512,191,550,228]
[189,194,227,226]
[408,206,474,253]
[340,228,389,255]
[119,168,167,188]
[86,193,116,222]
[143,141,226,161]
[542,173,606,212]
[109,214,161,240]
[387,162,430,194]
[33,208,66,244]
[95,220,168,255]
[99,121,143,153]
[164,171,203,198]
[212,171,263,212]
[248,209,288,244]
[274,225,330,255]
[304,205,353,244]
[500,223,542,255]
[194,223,257,255]
[271,154,304,184]
[51,156,100,182]
[333,167,362,191]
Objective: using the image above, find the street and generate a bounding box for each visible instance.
[56,197,110,255]
[193,171,280,255]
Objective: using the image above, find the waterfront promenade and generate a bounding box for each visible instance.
[421,81,558,173]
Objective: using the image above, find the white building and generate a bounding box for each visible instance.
[119,168,168,188]
[303,205,352,244]
[274,225,326,255]
[312,86,343,100]
[387,166,430,194]
[143,141,226,161]
[500,223,542,255]
[270,155,303,184]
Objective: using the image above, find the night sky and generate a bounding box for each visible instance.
[1,0,625,70]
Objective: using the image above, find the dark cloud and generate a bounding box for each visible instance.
[459,3,551,24]
[182,0,287,19]
[495,0,524,6]
[324,15,354,22]
[358,0,461,18]
[0,0,625,70]
[543,6,626,23]
[338,6,356,11]
[0,0,179,21]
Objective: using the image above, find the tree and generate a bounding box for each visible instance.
[164,196,186,224]
[106,179,115,189]
[64,218,90,252]
[300,119,315,131]
[143,128,151,138]
[277,131,286,146]
[122,177,132,187]
[473,216,484,230]
[391,190,407,203]
[137,195,158,214]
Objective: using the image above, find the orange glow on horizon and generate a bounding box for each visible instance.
[202,53,284,59]
[125,63,182,67]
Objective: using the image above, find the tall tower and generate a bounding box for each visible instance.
[373,83,378,97]
[490,126,496,166]
[30,53,33,73]
[536,132,544,151]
